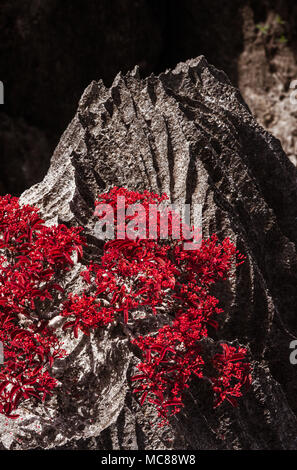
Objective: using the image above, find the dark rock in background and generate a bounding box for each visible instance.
[238,2,297,165]
[1,56,295,450]
[0,113,50,195]
[1,0,296,195]
[0,0,164,194]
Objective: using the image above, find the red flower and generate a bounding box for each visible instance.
[62,187,250,425]
[0,195,84,418]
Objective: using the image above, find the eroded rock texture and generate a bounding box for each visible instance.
[238,4,297,166]
[2,1,297,195]
[1,56,297,450]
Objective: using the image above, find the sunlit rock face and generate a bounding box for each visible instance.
[1,56,296,450]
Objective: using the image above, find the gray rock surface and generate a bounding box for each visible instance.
[238,6,297,166]
[2,55,297,450]
[2,1,297,194]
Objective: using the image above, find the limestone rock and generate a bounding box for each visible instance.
[1,56,297,450]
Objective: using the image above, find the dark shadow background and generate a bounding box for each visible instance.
[0,0,296,195]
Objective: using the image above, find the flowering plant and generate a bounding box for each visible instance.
[61,187,251,425]
[0,189,251,424]
[0,195,84,418]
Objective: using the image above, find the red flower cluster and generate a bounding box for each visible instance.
[94,186,169,239]
[0,189,251,424]
[131,236,250,424]
[211,343,251,408]
[0,195,84,418]
[62,293,115,337]
[61,187,251,425]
